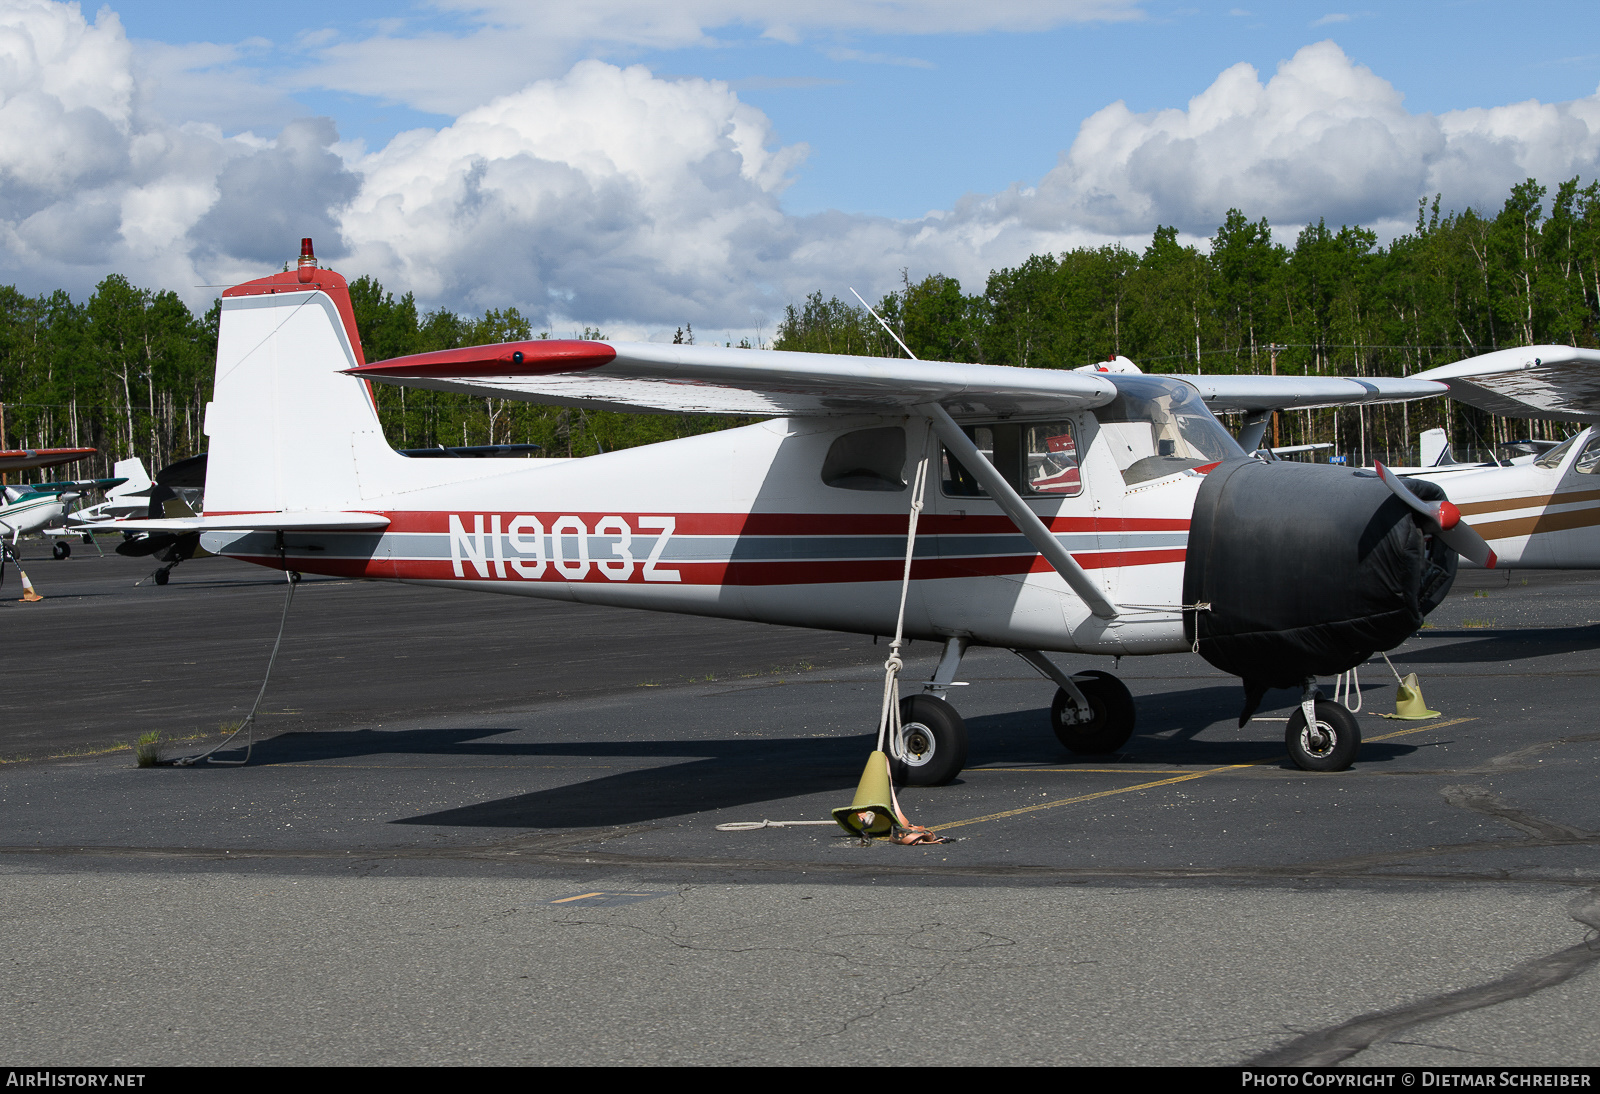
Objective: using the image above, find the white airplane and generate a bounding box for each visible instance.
[104,242,1492,780]
[67,458,155,525]
[1374,345,1600,569]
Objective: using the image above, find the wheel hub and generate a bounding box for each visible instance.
[898,722,935,766]
[1301,722,1335,757]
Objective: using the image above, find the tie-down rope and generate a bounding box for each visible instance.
[175,569,298,766]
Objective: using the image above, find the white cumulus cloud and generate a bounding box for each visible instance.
[2,4,1600,336]
[1020,41,1600,241]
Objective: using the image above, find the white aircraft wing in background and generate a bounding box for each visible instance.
[1411,345,1600,423]
[1176,374,1448,413]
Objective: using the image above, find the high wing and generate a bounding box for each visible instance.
[1411,345,1600,424]
[0,447,96,473]
[347,339,1119,417]
[86,512,390,534]
[1175,375,1447,413]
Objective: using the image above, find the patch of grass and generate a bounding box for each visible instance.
[135,731,161,767]
[1461,618,1496,629]
[1419,622,1436,629]
[217,719,244,735]
[1474,589,1490,598]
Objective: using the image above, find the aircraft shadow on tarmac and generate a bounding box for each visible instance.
[1391,624,1600,663]
[190,681,1417,829]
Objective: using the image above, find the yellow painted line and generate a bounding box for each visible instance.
[934,717,1479,832]
[549,892,605,904]
[931,763,1262,831]
[965,767,1219,774]
[1364,715,1476,742]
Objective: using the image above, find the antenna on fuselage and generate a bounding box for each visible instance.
[849,287,918,360]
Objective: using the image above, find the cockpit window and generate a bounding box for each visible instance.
[1536,432,1583,470]
[940,421,1082,498]
[1573,434,1600,475]
[1023,423,1081,495]
[1093,375,1244,485]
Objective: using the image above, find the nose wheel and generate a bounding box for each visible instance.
[1285,699,1361,771]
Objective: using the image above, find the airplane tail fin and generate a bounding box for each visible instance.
[202,247,410,515]
[108,458,151,498]
[1419,428,1455,467]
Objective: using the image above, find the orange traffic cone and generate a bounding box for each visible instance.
[17,567,42,602]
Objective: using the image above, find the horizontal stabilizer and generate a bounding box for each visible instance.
[1411,345,1600,423]
[348,339,1119,417]
[1180,375,1447,412]
[88,511,390,533]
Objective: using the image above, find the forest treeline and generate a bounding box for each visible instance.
[776,177,1600,463]
[1,176,1597,479]
[0,274,744,479]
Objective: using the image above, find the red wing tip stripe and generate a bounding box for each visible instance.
[350,340,616,379]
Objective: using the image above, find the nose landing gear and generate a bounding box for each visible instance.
[1285,696,1361,772]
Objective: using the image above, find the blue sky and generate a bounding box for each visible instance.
[6,0,1600,333]
[113,1,1600,218]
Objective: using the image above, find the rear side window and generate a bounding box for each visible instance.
[822,427,906,491]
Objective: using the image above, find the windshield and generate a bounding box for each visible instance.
[1534,431,1584,470]
[1093,375,1244,485]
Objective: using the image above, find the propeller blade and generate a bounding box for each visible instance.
[1375,462,1497,568]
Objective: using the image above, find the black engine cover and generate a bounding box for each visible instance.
[1182,459,1456,703]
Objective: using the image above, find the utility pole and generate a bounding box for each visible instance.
[1267,344,1283,448]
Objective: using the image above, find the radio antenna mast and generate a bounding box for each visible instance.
[849,287,918,360]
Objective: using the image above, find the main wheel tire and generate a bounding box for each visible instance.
[153,569,169,586]
[1285,700,1361,772]
[891,694,968,787]
[52,541,70,559]
[1051,670,1136,754]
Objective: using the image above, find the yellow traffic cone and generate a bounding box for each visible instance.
[833,751,899,837]
[17,567,42,602]
[1393,672,1439,719]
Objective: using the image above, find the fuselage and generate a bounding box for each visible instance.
[205,413,1204,658]
[1414,425,1600,567]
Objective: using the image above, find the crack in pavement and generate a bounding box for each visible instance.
[1441,784,1597,841]
[1245,889,1600,1066]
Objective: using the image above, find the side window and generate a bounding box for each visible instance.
[941,426,994,497]
[1574,434,1600,475]
[821,427,906,491]
[1023,422,1081,496]
[940,421,1081,498]
[1535,433,1580,469]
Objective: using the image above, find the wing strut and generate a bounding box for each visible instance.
[924,403,1119,619]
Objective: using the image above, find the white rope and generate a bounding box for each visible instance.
[715,820,838,831]
[1379,649,1405,685]
[176,570,297,766]
[875,443,932,758]
[1334,662,1363,713]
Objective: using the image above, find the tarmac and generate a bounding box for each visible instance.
[3,543,1598,1066]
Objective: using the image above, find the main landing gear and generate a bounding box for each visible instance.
[888,639,1139,787]
[894,643,1364,785]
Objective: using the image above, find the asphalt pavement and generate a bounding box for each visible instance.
[2,544,1598,1066]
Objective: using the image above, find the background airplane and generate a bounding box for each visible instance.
[1376,346,1600,570]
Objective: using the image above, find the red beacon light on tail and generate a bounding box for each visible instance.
[297,237,318,284]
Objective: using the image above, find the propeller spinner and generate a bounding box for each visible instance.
[1375,462,1497,569]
